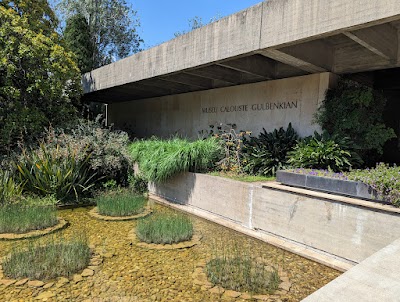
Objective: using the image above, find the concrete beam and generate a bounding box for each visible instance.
[160,73,213,89]
[185,65,261,84]
[217,55,276,79]
[344,23,398,61]
[257,49,326,73]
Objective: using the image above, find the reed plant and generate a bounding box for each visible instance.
[3,233,90,280]
[206,241,280,294]
[0,170,22,204]
[129,137,221,182]
[0,204,58,233]
[136,212,193,244]
[97,191,147,216]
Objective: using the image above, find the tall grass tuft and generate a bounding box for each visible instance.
[129,137,221,182]
[97,191,147,216]
[136,212,193,244]
[0,204,58,233]
[3,233,90,280]
[0,170,22,204]
[206,241,280,294]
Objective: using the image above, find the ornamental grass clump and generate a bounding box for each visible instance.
[0,170,22,204]
[136,213,193,244]
[0,204,58,234]
[3,234,90,280]
[348,163,400,206]
[206,243,280,294]
[129,137,221,182]
[97,191,147,216]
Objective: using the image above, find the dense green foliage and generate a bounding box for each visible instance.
[64,14,94,73]
[136,213,193,244]
[3,234,90,280]
[0,1,82,155]
[97,191,147,216]
[0,205,57,233]
[128,174,149,194]
[315,79,396,163]
[57,0,143,68]
[46,120,133,186]
[208,172,275,182]
[129,138,221,182]
[243,123,299,176]
[16,143,96,203]
[287,132,354,172]
[348,163,400,206]
[0,171,22,204]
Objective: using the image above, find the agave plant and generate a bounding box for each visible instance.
[16,143,97,203]
[243,123,299,176]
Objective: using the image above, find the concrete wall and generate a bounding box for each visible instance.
[108,73,335,138]
[150,173,400,263]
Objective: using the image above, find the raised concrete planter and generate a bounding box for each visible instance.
[150,173,400,264]
[276,170,382,203]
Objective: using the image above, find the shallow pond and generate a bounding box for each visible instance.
[0,201,341,301]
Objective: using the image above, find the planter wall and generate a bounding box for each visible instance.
[276,170,382,202]
[150,173,400,263]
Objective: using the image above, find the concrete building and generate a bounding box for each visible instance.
[82,0,400,161]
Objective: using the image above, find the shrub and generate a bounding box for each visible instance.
[0,204,58,233]
[0,170,22,204]
[200,123,249,174]
[136,213,193,244]
[206,242,280,294]
[129,137,221,182]
[16,143,96,203]
[348,163,400,206]
[315,79,396,164]
[287,132,356,172]
[128,174,148,194]
[243,123,299,176]
[45,119,134,186]
[97,191,147,216]
[3,234,90,280]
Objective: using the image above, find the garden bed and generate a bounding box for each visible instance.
[276,170,386,204]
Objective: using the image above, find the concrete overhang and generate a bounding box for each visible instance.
[82,0,400,103]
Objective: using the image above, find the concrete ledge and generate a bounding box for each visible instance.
[150,194,353,272]
[302,238,400,302]
[150,173,400,263]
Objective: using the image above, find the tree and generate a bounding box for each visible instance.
[0,1,82,155]
[56,0,143,69]
[174,15,222,37]
[314,79,396,165]
[64,14,94,73]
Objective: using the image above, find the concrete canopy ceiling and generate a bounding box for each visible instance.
[82,0,400,104]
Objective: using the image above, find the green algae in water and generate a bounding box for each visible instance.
[136,212,193,244]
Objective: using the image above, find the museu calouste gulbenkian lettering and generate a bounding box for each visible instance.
[82,0,400,160]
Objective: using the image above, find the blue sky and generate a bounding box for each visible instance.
[133,0,262,48]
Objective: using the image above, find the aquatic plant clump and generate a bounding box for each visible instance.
[129,137,221,182]
[206,257,280,294]
[0,204,58,234]
[136,213,193,244]
[97,192,147,217]
[3,235,90,280]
